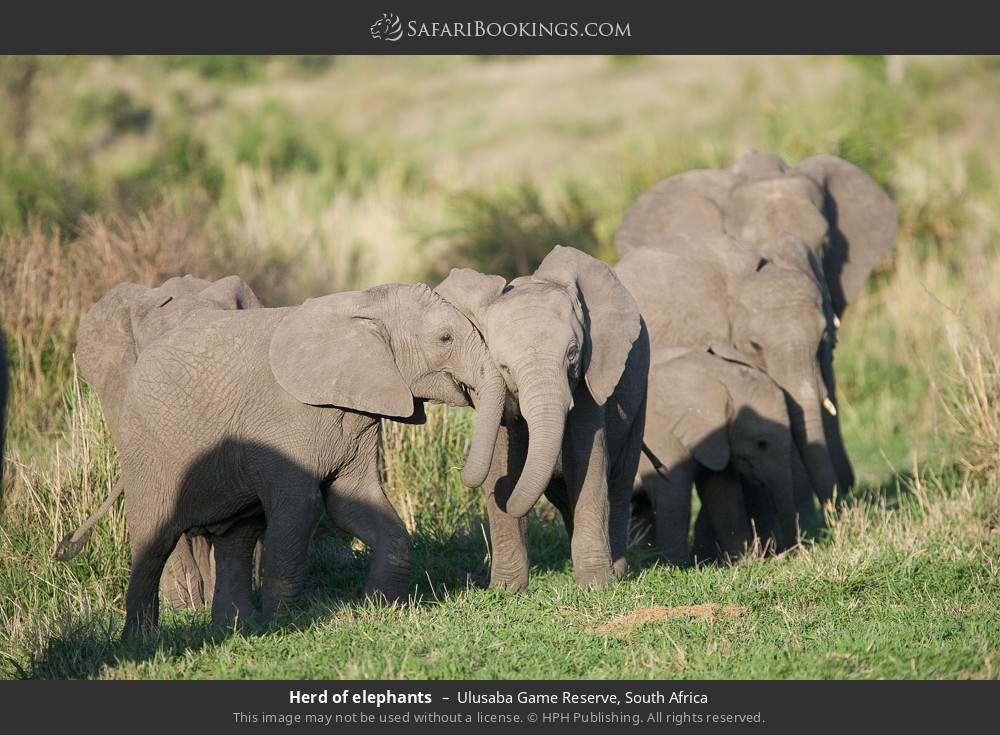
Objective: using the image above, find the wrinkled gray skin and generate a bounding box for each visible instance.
[113,283,504,637]
[633,346,804,567]
[616,234,839,523]
[436,246,648,589]
[71,275,263,609]
[615,150,899,320]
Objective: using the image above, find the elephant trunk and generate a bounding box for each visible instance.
[819,347,855,497]
[773,355,840,507]
[459,352,506,489]
[503,369,569,518]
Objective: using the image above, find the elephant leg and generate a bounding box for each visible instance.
[122,488,182,638]
[544,478,574,538]
[160,535,208,610]
[326,461,412,604]
[643,455,697,568]
[691,507,719,564]
[211,515,265,626]
[191,535,217,608]
[629,486,656,550]
[484,424,531,591]
[695,468,751,562]
[259,484,321,622]
[563,394,613,588]
[607,406,645,578]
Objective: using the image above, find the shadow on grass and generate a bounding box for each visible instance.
[626,458,961,576]
[24,511,572,679]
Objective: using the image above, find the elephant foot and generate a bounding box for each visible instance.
[573,564,614,588]
[611,557,628,579]
[211,597,258,628]
[122,614,158,641]
[488,568,529,592]
[660,552,694,569]
[364,582,410,606]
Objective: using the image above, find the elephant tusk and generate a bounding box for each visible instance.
[822,397,838,416]
[832,314,841,329]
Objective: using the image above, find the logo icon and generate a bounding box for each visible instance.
[370,12,403,41]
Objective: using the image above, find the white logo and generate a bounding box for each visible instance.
[370,12,403,41]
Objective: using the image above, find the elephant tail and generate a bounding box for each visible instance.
[54,480,124,561]
[641,441,671,480]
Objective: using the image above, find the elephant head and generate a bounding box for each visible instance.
[75,275,263,446]
[268,283,506,488]
[615,150,898,318]
[726,254,841,505]
[435,246,641,517]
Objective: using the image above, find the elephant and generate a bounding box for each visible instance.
[615,233,842,523]
[61,275,263,610]
[436,245,648,590]
[614,149,899,320]
[632,345,806,567]
[109,282,505,637]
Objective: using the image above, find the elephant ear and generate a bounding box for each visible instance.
[795,154,899,317]
[75,283,156,438]
[614,169,734,256]
[434,268,507,336]
[269,291,413,418]
[654,358,732,471]
[196,275,263,310]
[534,245,641,406]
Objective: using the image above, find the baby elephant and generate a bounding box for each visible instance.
[634,345,800,567]
[113,283,505,637]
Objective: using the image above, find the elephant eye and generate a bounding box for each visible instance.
[757,439,768,450]
[567,343,580,363]
[439,332,452,344]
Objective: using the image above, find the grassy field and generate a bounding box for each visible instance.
[1,55,999,679]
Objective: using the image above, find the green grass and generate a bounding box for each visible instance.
[2,383,997,679]
[3,55,1000,679]
[11,470,999,679]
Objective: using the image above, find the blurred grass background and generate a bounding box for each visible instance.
[0,55,998,679]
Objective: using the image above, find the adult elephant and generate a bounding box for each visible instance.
[436,246,648,590]
[61,275,263,609]
[110,283,505,637]
[616,234,841,518]
[615,150,898,320]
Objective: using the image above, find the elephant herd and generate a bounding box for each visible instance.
[50,150,896,638]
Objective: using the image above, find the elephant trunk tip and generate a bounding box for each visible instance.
[500,494,535,519]
[460,463,489,489]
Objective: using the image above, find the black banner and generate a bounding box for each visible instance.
[1,680,995,732]
[0,1,998,54]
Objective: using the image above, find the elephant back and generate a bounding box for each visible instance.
[615,150,897,316]
[76,275,263,444]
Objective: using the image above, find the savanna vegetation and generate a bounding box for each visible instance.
[0,55,998,679]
